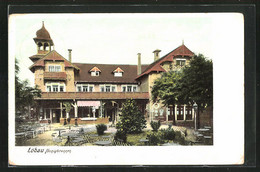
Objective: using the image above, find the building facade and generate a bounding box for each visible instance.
[29,22,205,126]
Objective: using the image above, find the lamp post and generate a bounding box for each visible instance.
[193,102,198,130]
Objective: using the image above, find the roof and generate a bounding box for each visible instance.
[29,50,80,72]
[73,63,149,84]
[34,22,54,45]
[113,67,124,73]
[136,44,194,79]
[36,92,150,100]
[44,72,67,80]
[89,66,101,72]
[29,54,45,61]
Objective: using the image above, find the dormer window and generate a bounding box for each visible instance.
[113,67,124,77]
[89,67,101,77]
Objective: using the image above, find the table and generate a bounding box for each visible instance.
[94,141,112,146]
[54,128,66,137]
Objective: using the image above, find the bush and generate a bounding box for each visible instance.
[150,120,161,132]
[96,124,107,135]
[147,132,165,146]
[161,127,175,141]
[116,99,146,134]
[114,129,127,143]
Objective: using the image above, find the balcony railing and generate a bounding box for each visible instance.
[44,72,67,80]
[36,92,150,100]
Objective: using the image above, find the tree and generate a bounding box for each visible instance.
[15,59,41,119]
[116,99,146,134]
[151,71,183,124]
[151,54,213,127]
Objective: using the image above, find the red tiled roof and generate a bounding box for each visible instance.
[74,63,149,84]
[136,44,194,79]
[44,72,67,80]
[36,92,150,100]
[29,54,45,61]
[113,67,124,73]
[29,50,80,72]
[89,67,101,72]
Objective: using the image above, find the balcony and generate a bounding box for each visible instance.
[44,72,67,80]
[36,92,150,100]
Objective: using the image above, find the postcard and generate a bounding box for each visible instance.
[9,13,244,166]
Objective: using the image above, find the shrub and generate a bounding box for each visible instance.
[147,132,165,146]
[116,99,146,134]
[114,129,127,143]
[150,120,161,132]
[96,124,107,135]
[161,127,175,140]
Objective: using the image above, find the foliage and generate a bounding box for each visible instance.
[151,54,213,111]
[151,71,182,106]
[150,120,161,132]
[160,127,175,140]
[180,54,213,110]
[15,58,41,115]
[96,124,107,135]
[116,99,146,134]
[114,129,127,143]
[63,102,72,114]
[147,132,165,146]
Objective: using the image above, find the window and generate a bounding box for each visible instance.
[122,86,126,92]
[112,86,116,92]
[89,86,93,92]
[60,86,64,92]
[53,85,59,92]
[47,86,51,92]
[91,71,99,76]
[49,65,61,72]
[114,72,122,77]
[46,83,65,92]
[106,86,111,92]
[83,86,88,92]
[77,86,82,92]
[127,86,132,92]
[176,60,186,66]
[133,86,137,92]
[100,86,105,92]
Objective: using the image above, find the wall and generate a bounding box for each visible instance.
[60,117,109,125]
[65,68,75,92]
[34,67,45,91]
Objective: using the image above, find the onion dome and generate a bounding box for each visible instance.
[33,21,54,45]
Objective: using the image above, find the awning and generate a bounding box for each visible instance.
[77,101,100,107]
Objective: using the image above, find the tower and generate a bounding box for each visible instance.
[29,21,54,62]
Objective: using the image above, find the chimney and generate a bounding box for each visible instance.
[153,49,161,61]
[137,53,142,75]
[68,49,72,62]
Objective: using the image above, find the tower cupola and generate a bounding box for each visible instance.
[33,21,54,56]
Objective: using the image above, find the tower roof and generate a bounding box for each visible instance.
[34,22,54,45]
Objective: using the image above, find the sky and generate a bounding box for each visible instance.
[9,13,243,86]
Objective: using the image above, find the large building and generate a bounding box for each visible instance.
[29,22,211,127]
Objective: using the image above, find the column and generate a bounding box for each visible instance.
[192,108,195,120]
[60,102,63,118]
[74,104,78,118]
[183,105,186,121]
[50,109,53,123]
[174,105,177,121]
[100,101,103,117]
[44,109,46,119]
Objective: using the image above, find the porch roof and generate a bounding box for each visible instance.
[35,92,150,100]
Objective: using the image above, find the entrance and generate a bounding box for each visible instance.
[52,109,60,123]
